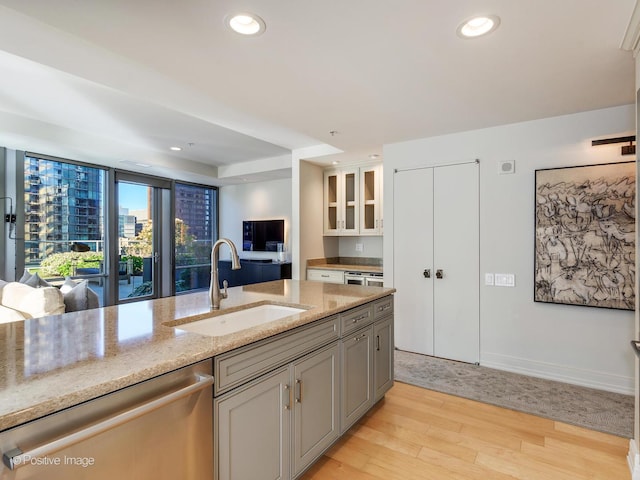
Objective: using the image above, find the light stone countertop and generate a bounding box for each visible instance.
[0,280,394,432]
[307,263,383,274]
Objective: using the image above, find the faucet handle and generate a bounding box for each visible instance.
[221,280,229,299]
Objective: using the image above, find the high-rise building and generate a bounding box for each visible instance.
[24,156,104,264]
[174,184,214,241]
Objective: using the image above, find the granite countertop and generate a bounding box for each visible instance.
[307,258,383,274]
[0,280,394,432]
[308,263,383,274]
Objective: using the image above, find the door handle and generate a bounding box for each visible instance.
[295,379,302,403]
[423,269,431,278]
[436,269,443,279]
[284,384,291,410]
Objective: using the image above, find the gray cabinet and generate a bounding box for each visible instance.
[292,343,340,476]
[340,325,374,433]
[214,344,339,480]
[215,367,291,480]
[214,295,394,480]
[374,315,394,401]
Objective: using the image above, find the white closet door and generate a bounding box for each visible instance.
[393,168,434,355]
[433,162,479,363]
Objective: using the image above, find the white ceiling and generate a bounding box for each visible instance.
[0,0,635,184]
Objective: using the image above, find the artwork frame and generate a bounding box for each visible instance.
[534,161,635,310]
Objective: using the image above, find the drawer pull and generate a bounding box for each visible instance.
[351,313,369,323]
[377,304,391,312]
[354,333,366,342]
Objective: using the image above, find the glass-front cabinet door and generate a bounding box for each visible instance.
[323,168,359,236]
[359,164,383,236]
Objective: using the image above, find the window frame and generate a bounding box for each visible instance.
[16,151,219,306]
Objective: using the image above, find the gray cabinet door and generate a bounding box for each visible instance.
[292,343,340,476]
[374,316,394,401]
[215,368,291,480]
[340,326,373,432]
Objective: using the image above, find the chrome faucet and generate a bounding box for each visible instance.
[209,238,241,309]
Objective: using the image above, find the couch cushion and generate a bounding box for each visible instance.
[1,282,65,318]
[0,304,27,324]
[60,278,99,312]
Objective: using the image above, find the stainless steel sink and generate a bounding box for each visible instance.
[174,304,307,337]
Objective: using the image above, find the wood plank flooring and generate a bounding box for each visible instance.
[300,382,630,480]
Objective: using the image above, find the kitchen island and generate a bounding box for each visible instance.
[0,280,394,433]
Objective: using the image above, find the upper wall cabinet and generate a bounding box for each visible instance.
[359,164,383,236]
[323,164,382,236]
[324,168,359,236]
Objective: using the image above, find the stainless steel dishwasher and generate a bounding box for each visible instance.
[0,360,214,480]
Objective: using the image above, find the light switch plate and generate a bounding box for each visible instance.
[355,243,363,252]
[485,273,494,286]
[495,273,515,287]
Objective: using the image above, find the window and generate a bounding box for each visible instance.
[20,153,219,305]
[174,183,218,292]
[23,155,106,297]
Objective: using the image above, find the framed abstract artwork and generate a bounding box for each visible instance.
[534,161,635,310]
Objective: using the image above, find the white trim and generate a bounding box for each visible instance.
[393,158,479,173]
[628,439,640,479]
[481,352,634,395]
[622,1,640,56]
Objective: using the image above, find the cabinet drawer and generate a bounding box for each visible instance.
[340,304,373,336]
[214,315,340,396]
[307,268,345,284]
[373,296,393,320]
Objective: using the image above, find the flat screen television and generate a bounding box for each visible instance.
[243,219,285,252]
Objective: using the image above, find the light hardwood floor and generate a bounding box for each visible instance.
[301,381,630,480]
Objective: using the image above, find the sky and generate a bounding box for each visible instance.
[118,182,149,212]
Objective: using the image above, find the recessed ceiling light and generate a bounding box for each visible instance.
[135,163,151,168]
[332,160,340,165]
[170,146,182,151]
[457,15,500,39]
[227,13,266,36]
[368,154,380,160]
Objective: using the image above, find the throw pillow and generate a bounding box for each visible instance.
[61,278,89,312]
[61,278,100,312]
[18,268,31,283]
[22,271,52,288]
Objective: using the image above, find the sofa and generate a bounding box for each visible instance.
[0,280,65,323]
[0,273,100,324]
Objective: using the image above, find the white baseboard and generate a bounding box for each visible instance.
[481,352,634,395]
[629,439,640,479]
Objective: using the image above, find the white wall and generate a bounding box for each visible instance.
[219,178,292,262]
[384,104,636,393]
[298,160,336,279]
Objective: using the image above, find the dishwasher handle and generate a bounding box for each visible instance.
[2,373,214,471]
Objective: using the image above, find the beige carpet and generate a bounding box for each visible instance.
[394,349,634,438]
